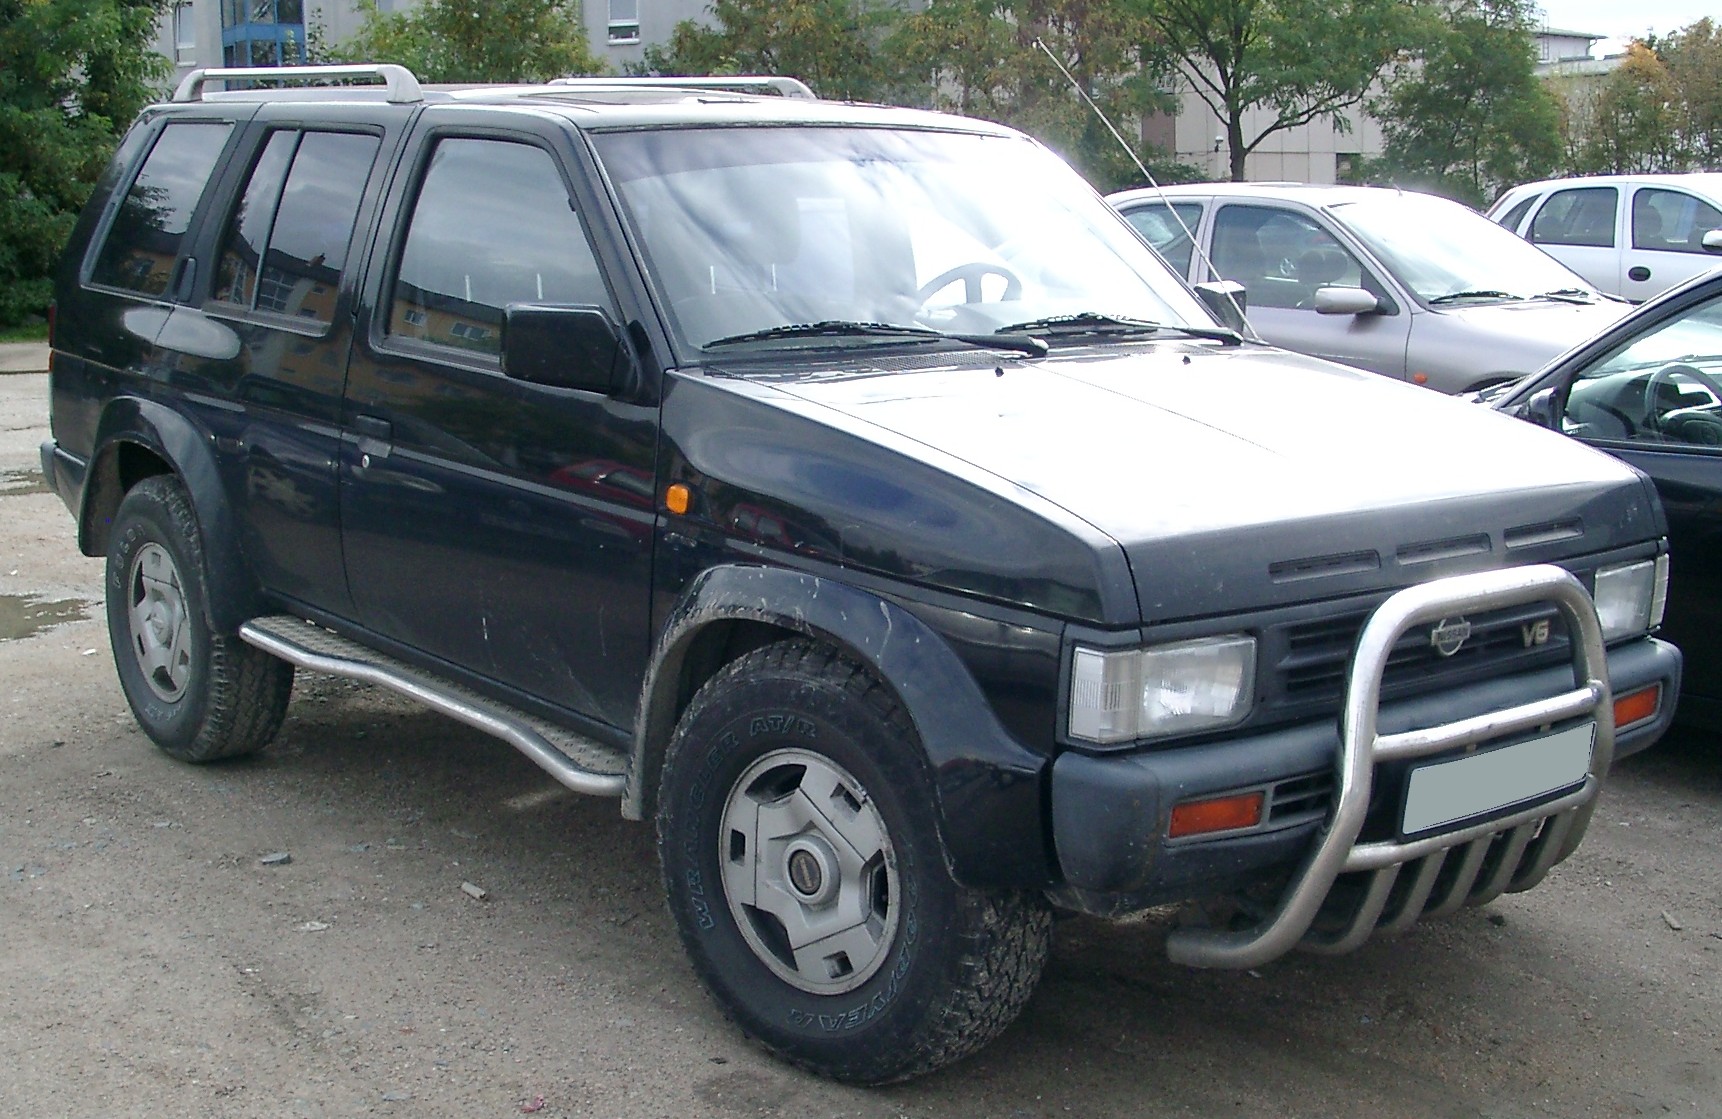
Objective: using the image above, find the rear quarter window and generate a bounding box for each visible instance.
[89,121,234,296]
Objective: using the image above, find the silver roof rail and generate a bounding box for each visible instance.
[173,63,425,104]
[544,75,817,101]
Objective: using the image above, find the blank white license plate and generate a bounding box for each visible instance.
[1401,723,1595,837]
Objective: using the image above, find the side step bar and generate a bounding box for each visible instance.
[239,615,627,798]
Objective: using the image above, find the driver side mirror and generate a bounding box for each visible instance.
[1703,229,1722,254]
[503,305,626,393]
[1312,286,1382,316]
[1193,280,1247,334]
[1521,386,1561,430]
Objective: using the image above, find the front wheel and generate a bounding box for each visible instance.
[657,639,1050,1084]
[105,475,293,762]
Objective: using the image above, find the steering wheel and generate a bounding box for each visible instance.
[915,263,1023,307]
[1645,361,1722,435]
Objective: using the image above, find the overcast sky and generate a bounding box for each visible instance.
[1536,0,1713,50]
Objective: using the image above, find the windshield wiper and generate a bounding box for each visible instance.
[1531,288,1597,304]
[702,320,1047,357]
[1428,289,1524,305]
[995,312,1242,345]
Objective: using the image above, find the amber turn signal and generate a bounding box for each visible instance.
[1168,791,1265,839]
[664,482,691,515]
[1613,683,1660,729]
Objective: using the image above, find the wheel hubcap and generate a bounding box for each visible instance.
[719,748,899,994]
[127,542,192,703]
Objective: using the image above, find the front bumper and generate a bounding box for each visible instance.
[1049,566,1681,966]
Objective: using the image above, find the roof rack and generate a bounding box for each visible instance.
[173,64,425,104]
[544,75,817,101]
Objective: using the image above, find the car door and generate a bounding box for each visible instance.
[1622,186,1722,302]
[158,111,401,617]
[1204,202,1411,377]
[1527,186,1622,294]
[341,113,659,729]
[1551,285,1722,718]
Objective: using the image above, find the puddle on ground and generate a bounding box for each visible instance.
[0,469,51,497]
[0,593,94,640]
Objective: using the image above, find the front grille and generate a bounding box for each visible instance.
[1273,600,1568,708]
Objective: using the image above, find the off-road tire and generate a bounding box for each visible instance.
[657,639,1051,1084]
[105,475,292,762]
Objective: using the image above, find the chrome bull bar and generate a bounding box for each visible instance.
[1167,564,1613,969]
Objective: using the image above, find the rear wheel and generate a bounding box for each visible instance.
[657,639,1050,1084]
[105,475,292,762]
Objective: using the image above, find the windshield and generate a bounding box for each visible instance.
[592,126,1213,352]
[1332,194,1599,305]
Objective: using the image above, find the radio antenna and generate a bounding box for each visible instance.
[1032,37,1249,330]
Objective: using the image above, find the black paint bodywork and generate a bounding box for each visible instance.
[44,85,1681,907]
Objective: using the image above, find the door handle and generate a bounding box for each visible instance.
[1628,265,1652,282]
[353,414,393,463]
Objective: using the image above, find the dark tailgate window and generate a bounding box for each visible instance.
[215,130,381,321]
[90,121,234,296]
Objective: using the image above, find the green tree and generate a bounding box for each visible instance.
[1566,41,1682,173]
[1133,0,1424,181]
[330,0,606,83]
[1662,18,1722,169]
[0,0,168,327]
[640,0,904,103]
[1368,0,1559,207]
[891,0,1190,190]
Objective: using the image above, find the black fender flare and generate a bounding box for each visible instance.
[82,395,264,633]
[627,564,1054,890]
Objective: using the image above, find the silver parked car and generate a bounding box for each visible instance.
[1487,173,1722,302]
[1109,183,1630,393]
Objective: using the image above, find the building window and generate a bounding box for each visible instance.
[221,0,307,67]
[173,3,197,63]
[608,0,640,44]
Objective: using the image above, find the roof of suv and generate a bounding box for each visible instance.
[175,65,1016,135]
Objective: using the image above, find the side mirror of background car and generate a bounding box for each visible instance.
[1522,386,1561,429]
[1312,286,1382,316]
[1703,229,1722,254]
[503,305,625,393]
[1193,280,1248,334]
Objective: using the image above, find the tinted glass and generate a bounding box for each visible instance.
[90,121,234,296]
[391,139,607,357]
[259,131,378,321]
[1122,201,1203,275]
[215,130,378,319]
[1530,187,1618,248]
[1210,205,1364,310]
[215,130,296,306]
[1633,188,1722,253]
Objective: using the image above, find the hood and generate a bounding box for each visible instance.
[732,341,1659,624]
[1421,296,1631,371]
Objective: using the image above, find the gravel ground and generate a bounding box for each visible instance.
[2,372,1718,1118]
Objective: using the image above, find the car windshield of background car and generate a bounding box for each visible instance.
[592,127,1212,352]
[1333,196,1599,305]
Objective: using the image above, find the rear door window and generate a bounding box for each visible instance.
[90,121,234,296]
[215,129,382,321]
[1530,187,1618,248]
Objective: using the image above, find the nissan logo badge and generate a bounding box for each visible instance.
[1430,617,1472,657]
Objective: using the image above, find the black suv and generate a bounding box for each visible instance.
[44,64,1682,1083]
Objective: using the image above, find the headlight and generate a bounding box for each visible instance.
[1069,635,1256,744]
[1593,555,1668,642]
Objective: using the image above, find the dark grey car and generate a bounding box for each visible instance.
[1110,183,1630,394]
